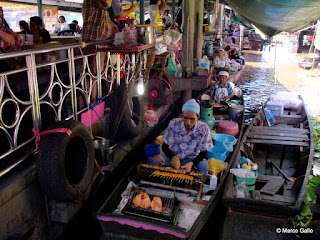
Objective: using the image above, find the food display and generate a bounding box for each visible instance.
[137,164,205,195]
[133,192,151,209]
[151,197,163,212]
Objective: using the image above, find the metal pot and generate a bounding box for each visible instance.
[93,136,116,165]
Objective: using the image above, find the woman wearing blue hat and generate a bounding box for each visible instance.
[146,99,213,175]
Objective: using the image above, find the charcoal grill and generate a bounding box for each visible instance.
[137,164,205,195]
[122,190,181,224]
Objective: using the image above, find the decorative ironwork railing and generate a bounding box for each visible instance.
[0,41,147,176]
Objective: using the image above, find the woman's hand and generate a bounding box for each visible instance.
[181,162,193,173]
[171,156,181,170]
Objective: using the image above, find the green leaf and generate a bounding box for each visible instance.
[305,185,317,204]
[300,204,311,217]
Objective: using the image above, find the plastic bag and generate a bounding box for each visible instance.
[233,181,249,198]
[144,109,159,127]
[208,159,226,175]
[168,57,177,73]
[269,92,302,110]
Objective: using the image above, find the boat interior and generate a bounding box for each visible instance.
[224,101,313,216]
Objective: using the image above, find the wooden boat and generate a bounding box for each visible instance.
[222,96,313,239]
[96,98,245,240]
[228,66,245,85]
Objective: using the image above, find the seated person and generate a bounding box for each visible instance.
[229,48,239,60]
[51,16,70,34]
[209,71,234,102]
[19,20,32,34]
[213,49,230,70]
[146,99,213,175]
[30,16,51,43]
[224,46,231,59]
[69,20,81,33]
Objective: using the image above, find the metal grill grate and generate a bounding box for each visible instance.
[122,190,181,223]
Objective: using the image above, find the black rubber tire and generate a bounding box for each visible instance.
[112,85,145,140]
[37,120,94,201]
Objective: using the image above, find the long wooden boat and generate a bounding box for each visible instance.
[96,99,245,240]
[228,66,245,86]
[222,96,313,238]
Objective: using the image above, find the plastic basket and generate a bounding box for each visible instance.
[235,172,258,191]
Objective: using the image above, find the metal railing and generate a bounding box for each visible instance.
[0,40,147,176]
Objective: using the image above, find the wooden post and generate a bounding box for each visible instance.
[182,0,195,77]
[140,0,145,24]
[172,0,176,24]
[194,0,204,66]
[37,0,43,20]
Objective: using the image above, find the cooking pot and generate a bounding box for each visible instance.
[210,101,229,113]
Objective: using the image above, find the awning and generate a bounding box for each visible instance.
[226,0,320,37]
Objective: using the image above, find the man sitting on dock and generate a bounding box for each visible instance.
[146,99,213,175]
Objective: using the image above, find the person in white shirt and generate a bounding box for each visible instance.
[214,49,231,70]
[51,16,70,33]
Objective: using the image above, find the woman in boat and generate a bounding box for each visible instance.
[209,71,234,102]
[146,99,213,175]
[213,49,231,71]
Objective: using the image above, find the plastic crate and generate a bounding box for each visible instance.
[266,101,284,116]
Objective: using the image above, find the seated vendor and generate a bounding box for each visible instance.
[30,16,51,43]
[209,71,234,102]
[146,99,213,175]
[213,49,230,70]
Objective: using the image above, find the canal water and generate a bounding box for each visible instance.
[241,45,320,119]
[59,45,319,240]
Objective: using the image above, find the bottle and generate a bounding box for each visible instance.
[201,55,210,70]
[264,107,277,126]
[209,174,217,190]
[205,41,213,57]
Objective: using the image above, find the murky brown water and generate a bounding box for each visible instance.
[241,45,320,119]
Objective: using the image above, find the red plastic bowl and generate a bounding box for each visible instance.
[217,120,239,136]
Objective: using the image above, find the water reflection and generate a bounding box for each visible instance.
[240,45,320,122]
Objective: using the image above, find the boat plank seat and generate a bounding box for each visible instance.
[260,193,296,204]
[247,134,309,142]
[249,126,310,146]
[258,175,285,195]
[247,138,309,146]
[251,126,309,134]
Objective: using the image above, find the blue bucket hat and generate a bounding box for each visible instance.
[182,99,200,115]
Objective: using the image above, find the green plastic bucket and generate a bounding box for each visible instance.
[235,172,258,191]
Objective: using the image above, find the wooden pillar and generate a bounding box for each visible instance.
[37,0,43,20]
[182,0,195,77]
[140,0,145,24]
[194,0,204,66]
[172,0,176,24]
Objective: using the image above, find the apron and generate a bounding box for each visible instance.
[214,85,229,102]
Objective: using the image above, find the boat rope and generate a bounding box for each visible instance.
[32,128,72,156]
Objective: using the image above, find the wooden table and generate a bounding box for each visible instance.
[98,43,155,54]
[21,41,62,50]
[51,36,80,44]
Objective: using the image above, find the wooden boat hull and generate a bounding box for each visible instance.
[97,99,245,239]
[228,66,245,85]
[223,95,313,218]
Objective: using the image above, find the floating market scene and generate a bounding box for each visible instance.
[1,0,320,240]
